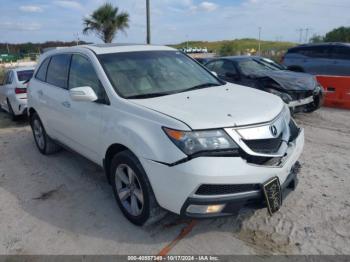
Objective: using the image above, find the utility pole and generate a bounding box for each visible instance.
[146,0,151,44]
[297,28,303,43]
[186,34,189,50]
[74,33,80,46]
[305,28,312,43]
[258,27,262,55]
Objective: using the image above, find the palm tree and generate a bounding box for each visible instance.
[83,3,129,43]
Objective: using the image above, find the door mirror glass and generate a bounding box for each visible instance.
[69,86,98,102]
[211,71,218,77]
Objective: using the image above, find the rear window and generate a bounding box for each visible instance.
[332,46,350,60]
[17,70,34,82]
[46,54,71,89]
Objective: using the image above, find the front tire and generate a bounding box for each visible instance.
[110,150,164,226]
[30,113,61,155]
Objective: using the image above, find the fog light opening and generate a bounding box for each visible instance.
[186,204,225,214]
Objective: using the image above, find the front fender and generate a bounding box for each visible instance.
[101,106,188,165]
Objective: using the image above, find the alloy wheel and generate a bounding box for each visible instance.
[115,164,144,216]
[33,119,45,150]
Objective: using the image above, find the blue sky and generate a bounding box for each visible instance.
[1,0,350,44]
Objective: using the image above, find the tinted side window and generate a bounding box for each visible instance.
[68,54,103,98]
[332,46,350,60]
[46,54,71,89]
[308,46,330,58]
[221,60,237,75]
[207,60,224,73]
[211,60,237,76]
[205,61,217,71]
[287,48,300,54]
[290,46,330,58]
[36,58,50,82]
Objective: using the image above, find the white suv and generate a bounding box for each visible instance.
[28,44,304,225]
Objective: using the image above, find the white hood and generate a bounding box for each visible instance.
[130,83,284,129]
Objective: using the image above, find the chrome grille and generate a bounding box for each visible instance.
[224,107,293,158]
[242,133,283,154]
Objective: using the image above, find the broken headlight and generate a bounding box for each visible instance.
[163,127,238,156]
[266,88,293,104]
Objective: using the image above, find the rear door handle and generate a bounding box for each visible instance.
[61,101,71,108]
[38,90,43,96]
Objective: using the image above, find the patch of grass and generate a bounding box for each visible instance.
[171,38,296,59]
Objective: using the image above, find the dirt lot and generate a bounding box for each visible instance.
[0,107,349,255]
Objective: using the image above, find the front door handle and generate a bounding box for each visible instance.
[61,101,71,108]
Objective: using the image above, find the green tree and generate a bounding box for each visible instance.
[219,42,236,56]
[83,3,130,43]
[324,26,350,42]
[310,35,324,43]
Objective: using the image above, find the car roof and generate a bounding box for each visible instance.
[11,66,35,72]
[288,42,350,50]
[71,43,175,55]
[41,43,176,57]
[210,55,258,61]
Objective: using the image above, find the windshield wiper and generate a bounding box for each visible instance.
[127,91,175,99]
[127,82,221,99]
[179,82,221,93]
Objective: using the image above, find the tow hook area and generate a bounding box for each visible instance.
[287,161,301,190]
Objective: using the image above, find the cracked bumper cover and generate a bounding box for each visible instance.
[180,162,300,218]
[141,129,304,215]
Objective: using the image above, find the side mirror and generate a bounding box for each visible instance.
[211,71,218,77]
[69,86,98,102]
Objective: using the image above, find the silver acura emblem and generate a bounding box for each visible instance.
[270,125,278,137]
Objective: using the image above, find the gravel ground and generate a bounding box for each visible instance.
[0,107,349,255]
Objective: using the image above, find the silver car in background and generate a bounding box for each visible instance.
[0,67,34,120]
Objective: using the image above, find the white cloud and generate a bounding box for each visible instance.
[19,5,43,13]
[3,0,350,44]
[54,0,83,10]
[182,1,219,13]
[0,21,41,31]
[197,2,218,12]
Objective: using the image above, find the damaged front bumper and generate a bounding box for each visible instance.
[181,161,300,218]
[288,89,324,113]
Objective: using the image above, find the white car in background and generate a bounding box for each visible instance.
[28,44,304,225]
[0,67,34,120]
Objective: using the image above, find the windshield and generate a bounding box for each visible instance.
[258,58,286,70]
[98,51,221,98]
[237,59,279,76]
[17,70,34,82]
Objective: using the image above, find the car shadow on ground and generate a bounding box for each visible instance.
[0,110,28,129]
[0,118,257,251]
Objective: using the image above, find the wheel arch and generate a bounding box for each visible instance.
[28,107,37,120]
[104,143,133,184]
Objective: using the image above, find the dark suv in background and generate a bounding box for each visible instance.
[282,43,350,76]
